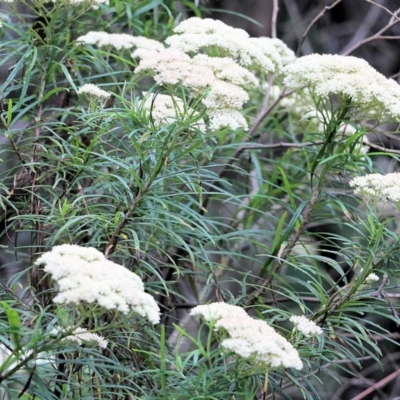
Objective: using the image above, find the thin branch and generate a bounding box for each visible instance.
[296,0,343,57]
[391,70,400,80]
[271,0,279,39]
[364,0,400,22]
[368,141,400,155]
[265,356,373,400]
[384,293,400,298]
[214,137,400,155]
[342,6,400,56]
[238,140,322,150]
[200,89,296,212]
[341,3,382,55]
[246,187,321,306]
[372,274,388,297]
[350,369,400,400]
[171,296,322,309]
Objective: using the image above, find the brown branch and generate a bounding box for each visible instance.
[200,89,296,212]
[364,1,400,22]
[238,140,322,150]
[342,6,400,56]
[265,356,373,400]
[367,141,400,155]
[216,137,400,155]
[383,291,400,325]
[341,3,382,56]
[372,274,388,297]
[271,0,279,39]
[350,369,400,400]
[246,187,321,306]
[296,0,343,57]
[384,292,400,298]
[104,187,147,258]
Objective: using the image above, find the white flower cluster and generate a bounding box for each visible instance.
[283,54,400,121]
[190,303,303,370]
[349,172,400,204]
[365,273,379,284]
[141,93,206,132]
[76,31,164,53]
[50,326,108,349]
[135,48,251,130]
[77,18,295,132]
[289,315,323,338]
[166,17,295,74]
[77,83,111,100]
[3,0,109,9]
[35,244,160,323]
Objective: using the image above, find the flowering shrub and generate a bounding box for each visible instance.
[1,1,400,399]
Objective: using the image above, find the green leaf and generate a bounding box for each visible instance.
[1,301,22,352]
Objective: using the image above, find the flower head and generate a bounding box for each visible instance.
[76,31,164,52]
[190,302,248,321]
[135,48,251,131]
[349,172,400,204]
[365,273,379,284]
[141,93,205,132]
[35,244,160,323]
[166,17,293,74]
[77,83,111,100]
[50,326,108,349]
[190,303,302,370]
[290,315,323,338]
[283,54,400,121]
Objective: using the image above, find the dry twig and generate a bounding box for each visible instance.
[271,0,279,38]
[342,5,400,55]
[296,0,343,57]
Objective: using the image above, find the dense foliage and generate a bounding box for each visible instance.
[1,1,400,399]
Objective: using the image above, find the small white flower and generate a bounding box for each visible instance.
[77,83,111,100]
[190,302,248,321]
[141,93,205,132]
[50,327,108,349]
[365,273,379,284]
[290,315,323,338]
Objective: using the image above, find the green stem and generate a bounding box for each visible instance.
[263,371,269,399]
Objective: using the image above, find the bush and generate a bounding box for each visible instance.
[1,1,400,399]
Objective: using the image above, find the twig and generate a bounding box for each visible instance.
[341,3,382,55]
[342,6,400,56]
[384,293,400,298]
[246,187,321,306]
[208,137,400,154]
[367,141,400,155]
[104,185,146,258]
[237,140,322,150]
[296,0,343,57]
[282,0,313,55]
[350,369,400,400]
[200,89,296,212]
[265,356,373,400]
[271,0,279,38]
[383,291,400,325]
[372,274,388,297]
[364,1,400,22]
